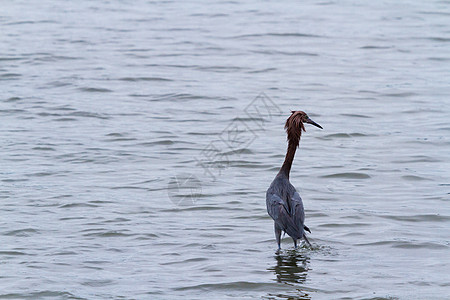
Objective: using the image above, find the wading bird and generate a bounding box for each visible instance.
[266,111,322,249]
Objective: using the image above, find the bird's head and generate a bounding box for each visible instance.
[285,110,322,140]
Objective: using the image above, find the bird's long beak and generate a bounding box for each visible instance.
[306,117,323,129]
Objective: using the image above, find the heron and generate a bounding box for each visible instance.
[266,111,322,250]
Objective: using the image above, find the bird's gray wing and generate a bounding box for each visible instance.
[291,191,306,231]
[266,193,303,239]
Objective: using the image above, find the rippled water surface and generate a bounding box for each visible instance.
[1,1,450,299]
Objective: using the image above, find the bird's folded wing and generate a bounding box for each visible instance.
[291,191,306,230]
[267,193,303,239]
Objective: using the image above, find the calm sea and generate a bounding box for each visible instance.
[1,1,449,299]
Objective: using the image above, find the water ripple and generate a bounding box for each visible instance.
[321,172,371,179]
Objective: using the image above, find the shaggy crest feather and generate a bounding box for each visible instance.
[285,111,307,146]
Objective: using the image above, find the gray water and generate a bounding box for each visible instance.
[1,1,450,299]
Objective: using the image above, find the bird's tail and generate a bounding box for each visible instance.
[304,225,311,233]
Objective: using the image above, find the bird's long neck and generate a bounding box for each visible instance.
[279,135,300,178]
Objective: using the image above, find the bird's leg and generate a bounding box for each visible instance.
[274,223,282,250]
[293,239,298,249]
[303,234,311,247]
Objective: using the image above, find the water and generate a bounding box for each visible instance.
[1,1,449,299]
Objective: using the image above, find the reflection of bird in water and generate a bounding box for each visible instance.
[270,251,310,284]
[267,251,311,299]
[266,111,322,249]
